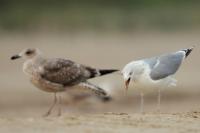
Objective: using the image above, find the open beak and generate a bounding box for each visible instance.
[125,78,131,91]
[11,55,21,60]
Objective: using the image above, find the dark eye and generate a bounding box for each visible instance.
[26,50,33,55]
[129,72,133,76]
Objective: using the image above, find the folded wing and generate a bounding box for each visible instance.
[40,59,88,86]
[148,51,185,80]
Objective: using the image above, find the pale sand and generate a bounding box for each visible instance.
[0,111,200,133]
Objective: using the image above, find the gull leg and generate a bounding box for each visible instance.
[140,92,144,113]
[43,92,57,117]
[157,89,161,112]
[57,93,62,116]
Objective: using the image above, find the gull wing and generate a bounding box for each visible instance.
[40,58,88,86]
[145,51,185,80]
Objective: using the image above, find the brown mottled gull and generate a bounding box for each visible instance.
[11,48,118,116]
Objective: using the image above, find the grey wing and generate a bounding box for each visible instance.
[40,59,88,86]
[147,51,185,80]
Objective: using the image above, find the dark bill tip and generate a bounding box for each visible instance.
[11,55,21,60]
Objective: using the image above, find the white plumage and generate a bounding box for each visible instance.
[122,47,194,112]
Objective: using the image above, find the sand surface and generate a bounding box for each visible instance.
[0,92,199,133]
[0,111,200,133]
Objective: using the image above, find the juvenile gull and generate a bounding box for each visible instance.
[122,47,194,112]
[11,48,118,116]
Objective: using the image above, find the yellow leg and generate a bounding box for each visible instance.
[157,89,161,113]
[140,92,144,113]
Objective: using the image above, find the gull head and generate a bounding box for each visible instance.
[122,61,144,91]
[11,48,41,60]
[122,65,133,91]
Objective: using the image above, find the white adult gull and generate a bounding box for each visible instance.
[122,47,194,112]
[11,48,118,116]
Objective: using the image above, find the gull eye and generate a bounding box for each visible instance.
[129,72,133,76]
[26,50,33,55]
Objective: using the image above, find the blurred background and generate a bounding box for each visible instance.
[0,0,200,117]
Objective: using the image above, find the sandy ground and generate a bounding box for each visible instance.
[0,89,199,133]
[0,31,200,132]
[0,111,200,133]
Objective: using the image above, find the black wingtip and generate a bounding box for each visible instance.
[101,96,112,102]
[99,69,119,76]
[86,67,119,79]
[182,47,194,58]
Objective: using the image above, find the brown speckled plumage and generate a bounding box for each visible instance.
[11,48,118,116]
